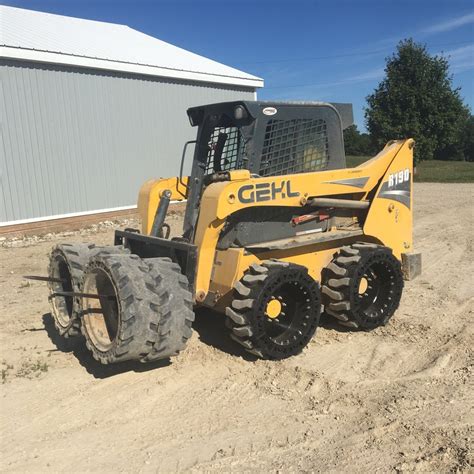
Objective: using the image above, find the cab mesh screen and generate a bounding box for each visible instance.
[259,119,329,176]
[205,127,246,174]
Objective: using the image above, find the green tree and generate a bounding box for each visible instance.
[365,39,470,162]
[462,115,474,162]
[344,125,362,155]
[344,124,376,156]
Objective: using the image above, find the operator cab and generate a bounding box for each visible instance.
[183,100,353,238]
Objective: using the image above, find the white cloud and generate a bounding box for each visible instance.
[443,44,474,59]
[422,12,474,34]
[441,44,474,73]
[350,68,385,82]
[263,67,385,99]
[368,12,474,52]
[318,67,385,88]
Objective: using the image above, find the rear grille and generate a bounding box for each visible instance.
[259,118,329,176]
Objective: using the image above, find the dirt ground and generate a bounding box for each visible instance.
[0,183,472,473]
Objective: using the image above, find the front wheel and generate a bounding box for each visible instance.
[81,254,162,364]
[48,243,128,338]
[81,254,194,365]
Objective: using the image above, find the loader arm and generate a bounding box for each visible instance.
[138,176,188,234]
[192,139,414,300]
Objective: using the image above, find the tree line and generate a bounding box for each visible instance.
[344,39,473,162]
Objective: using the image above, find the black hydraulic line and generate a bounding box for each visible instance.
[150,189,172,238]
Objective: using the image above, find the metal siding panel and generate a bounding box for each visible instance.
[1,60,255,223]
[3,64,36,220]
[43,66,73,215]
[0,67,14,221]
[24,66,49,217]
[26,66,54,216]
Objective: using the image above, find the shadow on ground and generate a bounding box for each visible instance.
[42,313,170,379]
[42,308,257,378]
[318,312,354,333]
[42,309,348,377]
[192,308,256,361]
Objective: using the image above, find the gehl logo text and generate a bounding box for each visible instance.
[237,180,300,203]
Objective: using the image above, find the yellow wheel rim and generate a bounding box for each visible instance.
[358,277,368,294]
[265,298,282,319]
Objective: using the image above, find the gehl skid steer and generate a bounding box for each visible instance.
[32,101,422,363]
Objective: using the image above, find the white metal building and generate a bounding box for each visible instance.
[0,6,263,226]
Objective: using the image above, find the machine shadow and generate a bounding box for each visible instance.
[42,313,171,379]
[192,308,257,361]
[318,312,355,333]
[43,309,352,376]
[193,310,353,357]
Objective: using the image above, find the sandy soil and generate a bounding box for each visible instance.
[0,183,473,473]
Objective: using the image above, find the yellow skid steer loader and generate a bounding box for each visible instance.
[43,101,421,363]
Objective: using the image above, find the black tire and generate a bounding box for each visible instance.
[48,243,128,338]
[225,260,321,360]
[141,258,195,362]
[81,253,162,364]
[321,242,404,329]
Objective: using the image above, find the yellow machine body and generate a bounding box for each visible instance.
[138,139,415,310]
[48,100,420,364]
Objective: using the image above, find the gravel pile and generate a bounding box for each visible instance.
[0,218,141,248]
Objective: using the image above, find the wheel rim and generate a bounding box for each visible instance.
[83,268,120,351]
[265,298,282,319]
[50,255,74,328]
[358,277,369,294]
[355,258,397,319]
[262,281,313,346]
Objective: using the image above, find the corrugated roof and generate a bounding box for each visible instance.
[0,5,263,88]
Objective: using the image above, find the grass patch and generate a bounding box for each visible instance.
[16,359,49,379]
[1,358,49,383]
[412,160,474,183]
[346,156,474,183]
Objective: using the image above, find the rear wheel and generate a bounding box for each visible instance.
[226,260,321,359]
[321,243,404,329]
[48,243,127,337]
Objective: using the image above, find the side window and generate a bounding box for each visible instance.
[205,127,247,174]
[259,119,329,176]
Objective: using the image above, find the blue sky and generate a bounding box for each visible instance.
[4,0,474,129]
